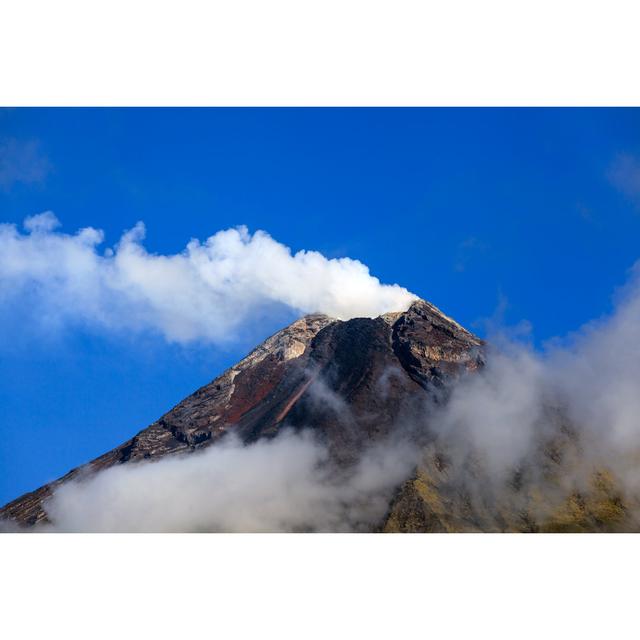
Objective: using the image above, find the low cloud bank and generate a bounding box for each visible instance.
[0,138,51,191]
[40,431,417,533]
[40,371,420,533]
[0,213,416,344]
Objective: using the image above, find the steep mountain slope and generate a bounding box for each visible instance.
[3,298,633,532]
[384,446,636,533]
[0,300,482,529]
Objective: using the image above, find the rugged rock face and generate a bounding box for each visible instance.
[0,299,482,529]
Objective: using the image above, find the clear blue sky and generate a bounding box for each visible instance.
[1,107,640,504]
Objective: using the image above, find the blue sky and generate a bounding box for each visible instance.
[1,107,640,504]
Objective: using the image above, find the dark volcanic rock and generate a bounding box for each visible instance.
[391,300,483,390]
[0,300,482,529]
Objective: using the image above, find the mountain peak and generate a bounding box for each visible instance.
[1,297,482,529]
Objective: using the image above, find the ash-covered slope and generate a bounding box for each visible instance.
[1,299,483,529]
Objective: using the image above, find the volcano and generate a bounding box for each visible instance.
[1,299,633,532]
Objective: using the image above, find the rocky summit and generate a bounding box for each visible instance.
[1,299,634,532]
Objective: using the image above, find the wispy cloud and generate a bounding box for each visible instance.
[608,153,640,205]
[0,138,52,191]
[453,236,487,273]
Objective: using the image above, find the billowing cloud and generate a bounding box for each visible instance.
[0,138,52,191]
[453,236,487,273]
[0,213,416,344]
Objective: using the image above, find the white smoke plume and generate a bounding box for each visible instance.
[38,431,418,533]
[0,212,416,344]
